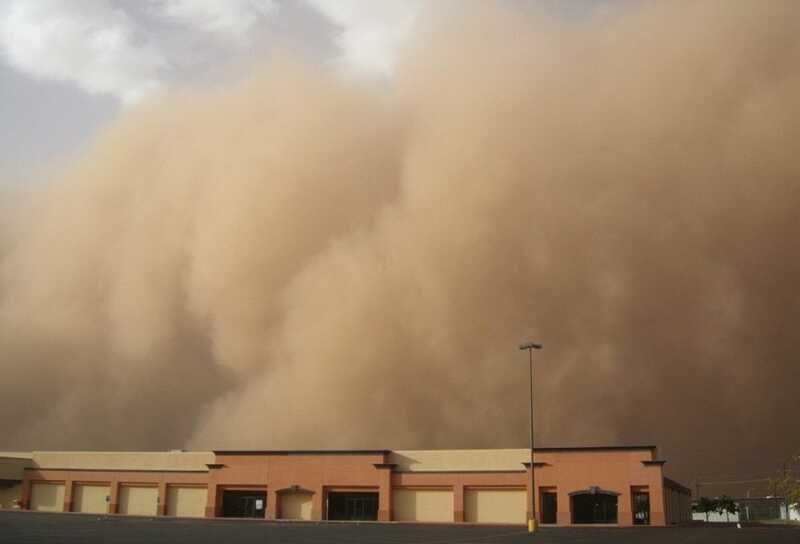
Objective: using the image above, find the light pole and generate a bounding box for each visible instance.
[519,341,542,533]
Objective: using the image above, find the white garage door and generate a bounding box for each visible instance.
[30,482,65,512]
[166,486,206,517]
[464,489,526,524]
[72,484,110,513]
[393,489,453,522]
[280,492,313,520]
[119,486,158,516]
[0,483,21,509]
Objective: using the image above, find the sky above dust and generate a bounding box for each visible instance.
[1,0,799,492]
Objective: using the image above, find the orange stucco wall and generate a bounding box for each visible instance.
[18,447,689,527]
[207,452,390,520]
[523,449,667,526]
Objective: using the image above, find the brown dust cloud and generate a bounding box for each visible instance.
[1,1,799,486]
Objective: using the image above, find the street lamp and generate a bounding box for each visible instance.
[519,341,542,533]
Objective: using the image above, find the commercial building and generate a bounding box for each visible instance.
[0,446,691,526]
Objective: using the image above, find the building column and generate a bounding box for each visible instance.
[556,489,571,526]
[376,466,393,521]
[108,481,119,514]
[523,462,539,522]
[618,487,633,526]
[20,478,31,510]
[650,483,666,526]
[157,482,167,516]
[311,487,324,521]
[204,483,218,518]
[267,489,279,520]
[453,484,464,522]
[62,480,74,513]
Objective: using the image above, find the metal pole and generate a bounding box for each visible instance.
[519,341,541,533]
[529,347,536,532]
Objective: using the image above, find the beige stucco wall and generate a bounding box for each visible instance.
[166,486,206,517]
[393,489,454,522]
[0,456,31,480]
[0,483,22,508]
[72,484,110,514]
[30,482,65,512]
[464,489,526,524]
[390,450,530,472]
[118,486,159,516]
[31,451,213,472]
[280,492,313,520]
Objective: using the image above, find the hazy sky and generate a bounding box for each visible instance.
[0,0,609,182]
[1,1,799,495]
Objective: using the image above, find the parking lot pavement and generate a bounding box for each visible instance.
[1,511,798,544]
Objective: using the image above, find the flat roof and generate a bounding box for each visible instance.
[214,450,392,456]
[214,446,656,455]
[532,445,657,452]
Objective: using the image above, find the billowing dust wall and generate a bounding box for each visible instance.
[1,1,799,484]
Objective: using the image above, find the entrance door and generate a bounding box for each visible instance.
[571,492,618,524]
[222,490,266,518]
[633,492,650,525]
[541,490,558,524]
[326,492,378,521]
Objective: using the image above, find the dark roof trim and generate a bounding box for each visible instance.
[663,477,691,494]
[24,467,208,474]
[568,487,621,497]
[206,464,225,469]
[642,460,667,466]
[521,462,548,468]
[214,450,391,456]
[373,463,396,469]
[394,470,526,474]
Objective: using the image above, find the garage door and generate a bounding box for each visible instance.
[0,483,21,509]
[119,486,158,516]
[72,484,110,513]
[30,483,65,512]
[166,486,206,517]
[464,489,526,524]
[280,492,313,520]
[393,489,453,522]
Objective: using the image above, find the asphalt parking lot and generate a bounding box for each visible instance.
[0,511,798,544]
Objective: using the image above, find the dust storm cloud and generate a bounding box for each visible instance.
[1,1,799,483]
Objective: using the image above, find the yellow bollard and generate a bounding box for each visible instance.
[528,518,538,532]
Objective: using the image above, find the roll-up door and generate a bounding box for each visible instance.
[464,489,526,524]
[0,483,21,509]
[166,486,206,517]
[72,484,110,513]
[118,485,158,516]
[30,483,65,512]
[393,489,453,522]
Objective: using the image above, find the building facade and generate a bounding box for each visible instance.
[1,446,691,526]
